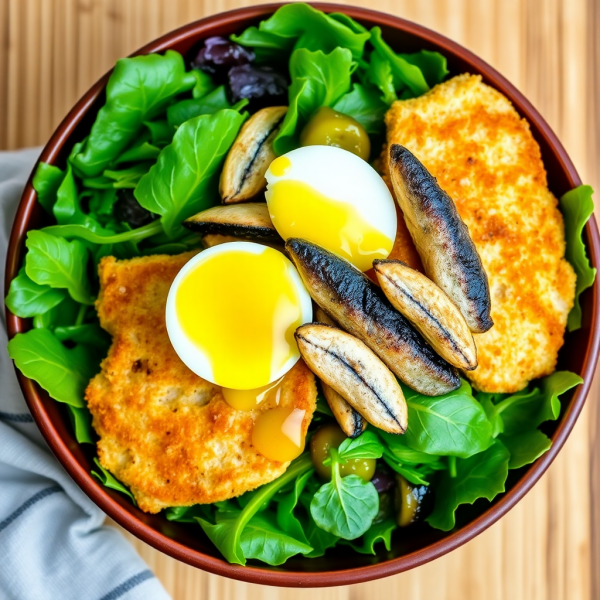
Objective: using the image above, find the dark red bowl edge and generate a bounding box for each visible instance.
[4,2,600,588]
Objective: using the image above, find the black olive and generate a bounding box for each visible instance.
[114,189,157,228]
[191,36,255,76]
[371,470,396,493]
[228,64,288,111]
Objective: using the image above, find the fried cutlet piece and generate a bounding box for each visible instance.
[383,74,576,393]
[85,252,317,513]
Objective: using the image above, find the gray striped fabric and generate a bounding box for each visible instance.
[0,148,171,600]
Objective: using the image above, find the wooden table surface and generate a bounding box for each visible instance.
[1,1,598,598]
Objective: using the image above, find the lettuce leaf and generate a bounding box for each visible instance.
[560,185,596,330]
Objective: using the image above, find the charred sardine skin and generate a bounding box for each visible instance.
[286,238,460,396]
[373,259,477,370]
[296,323,407,434]
[388,144,493,333]
[183,203,282,243]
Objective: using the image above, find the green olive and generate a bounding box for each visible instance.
[394,475,429,527]
[310,423,376,482]
[300,107,371,160]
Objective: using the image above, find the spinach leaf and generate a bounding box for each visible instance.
[32,162,65,213]
[191,69,217,99]
[5,267,67,318]
[72,50,196,177]
[231,4,370,62]
[113,140,161,165]
[427,440,510,531]
[53,165,102,231]
[310,451,379,540]
[304,513,340,557]
[240,513,313,565]
[7,329,94,408]
[196,454,313,565]
[135,109,246,238]
[144,120,174,147]
[347,518,396,554]
[54,324,111,351]
[167,86,232,129]
[501,430,552,470]
[333,83,388,134]
[376,429,442,465]
[276,467,313,544]
[91,458,136,503]
[67,405,95,444]
[274,47,353,155]
[404,380,494,458]
[477,392,504,437]
[25,230,93,304]
[324,430,384,465]
[559,185,596,330]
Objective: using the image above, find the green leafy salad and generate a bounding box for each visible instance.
[5,4,596,566]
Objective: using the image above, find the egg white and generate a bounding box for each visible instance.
[265,146,397,244]
[165,242,313,388]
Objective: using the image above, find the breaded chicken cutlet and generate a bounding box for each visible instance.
[383,74,576,393]
[85,252,317,513]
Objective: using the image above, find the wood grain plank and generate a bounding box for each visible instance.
[2,1,597,598]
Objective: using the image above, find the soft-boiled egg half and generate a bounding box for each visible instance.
[166,242,312,391]
[265,146,397,272]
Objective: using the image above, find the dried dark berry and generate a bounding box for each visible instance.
[114,189,157,228]
[191,36,255,76]
[228,64,288,110]
[371,470,396,494]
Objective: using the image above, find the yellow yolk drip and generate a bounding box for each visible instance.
[267,179,394,272]
[221,377,284,411]
[270,155,291,177]
[175,249,303,390]
[252,407,306,462]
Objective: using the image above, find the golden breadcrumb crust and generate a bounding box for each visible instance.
[85,252,316,513]
[383,74,576,393]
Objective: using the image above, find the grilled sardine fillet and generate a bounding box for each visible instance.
[383,74,576,393]
[86,252,316,513]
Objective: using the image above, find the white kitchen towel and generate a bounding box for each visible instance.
[0,148,172,600]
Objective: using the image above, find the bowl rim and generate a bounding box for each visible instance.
[4,1,600,588]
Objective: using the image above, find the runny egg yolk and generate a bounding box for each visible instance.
[221,377,284,411]
[173,247,305,390]
[252,407,306,462]
[267,156,394,272]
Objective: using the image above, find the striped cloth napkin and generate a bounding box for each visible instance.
[0,148,171,600]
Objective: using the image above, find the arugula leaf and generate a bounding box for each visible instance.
[376,430,442,464]
[5,267,67,318]
[348,518,396,554]
[25,230,93,304]
[382,457,433,486]
[369,28,430,97]
[310,452,379,540]
[135,109,246,238]
[559,185,596,331]
[231,4,370,62]
[67,405,95,444]
[72,50,196,177]
[7,329,94,408]
[276,467,313,545]
[54,324,111,351]
[274,47,353,155]
[91,458,136,503]
[240,513,313,565]
[427,440,510,531]
[500,430,552,470]
[53,165,103,231]
[165,504,214,523]
[477,393,504,437]
[113,140,161,166]
[366,50,397,105]
[167,86,232,129]
[196,454,313,565]
[404,380,494,458]
[32,162,65,213]
[333,83,388,134]
[496,371,582,436]
[41,220,162,246]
